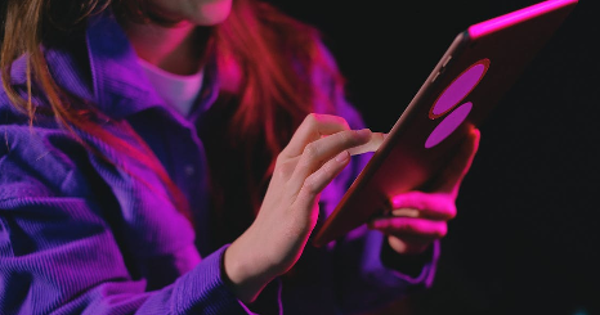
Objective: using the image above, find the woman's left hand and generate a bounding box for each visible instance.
[367,128,480,255]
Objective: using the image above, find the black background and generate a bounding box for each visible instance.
[268,0,600,314]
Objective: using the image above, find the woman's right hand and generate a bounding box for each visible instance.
[223,113,383,303]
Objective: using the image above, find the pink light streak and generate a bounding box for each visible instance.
[468,0,579,39]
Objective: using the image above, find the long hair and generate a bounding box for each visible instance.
[0,0,194,222]
[206,0,346,244]
[0,0,345,244]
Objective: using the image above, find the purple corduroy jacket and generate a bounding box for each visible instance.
[0,11,438,315]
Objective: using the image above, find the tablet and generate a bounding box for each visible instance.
[312,0,579,247]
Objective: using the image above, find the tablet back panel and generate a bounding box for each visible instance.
[313,0,578,247]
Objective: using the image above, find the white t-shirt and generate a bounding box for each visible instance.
[138,58,204,118]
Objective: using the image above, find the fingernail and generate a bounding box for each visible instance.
[336,150,350,163]
[356,128,371,138]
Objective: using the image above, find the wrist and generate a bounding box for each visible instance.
[223,232,277,303]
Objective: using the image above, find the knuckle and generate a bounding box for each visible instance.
[330,115,350,129]
[303,142,319,160]
[339,130,355,144]
[447,204,457,219]
[435,224,448,238]
[274,161,294,179]
[304,113,319,127]
[275,152,286,164]
[301,176,319,196]
[339,117,350,129]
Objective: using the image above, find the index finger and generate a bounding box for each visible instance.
[347,132,386,156]
[280,113,350,159]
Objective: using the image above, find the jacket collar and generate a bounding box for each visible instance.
[6,9,220,121]
[86,11,221,120]
[85,11,166,119]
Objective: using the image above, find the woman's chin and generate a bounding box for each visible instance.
[188,0,233,26]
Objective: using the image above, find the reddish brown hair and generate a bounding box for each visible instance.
[1,0,194,222]
[0,0,345,243]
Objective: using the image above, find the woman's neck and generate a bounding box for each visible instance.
[124,21,205,76]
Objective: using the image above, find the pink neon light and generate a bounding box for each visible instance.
[425,102,472,149]
[429,59,490,119]
[468,0,578,39]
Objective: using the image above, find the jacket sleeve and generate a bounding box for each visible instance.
[0,120,253,315]
[311,42,440,313]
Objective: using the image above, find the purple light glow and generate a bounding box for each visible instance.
[429,59,489,119]
[425,102,473,149]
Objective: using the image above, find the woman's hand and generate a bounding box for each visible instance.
[368,128,480,255]
[224,114,384,303]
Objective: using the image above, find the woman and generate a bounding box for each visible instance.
[0,0,479,314]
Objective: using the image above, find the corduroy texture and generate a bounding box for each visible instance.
[0,10,437,315]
